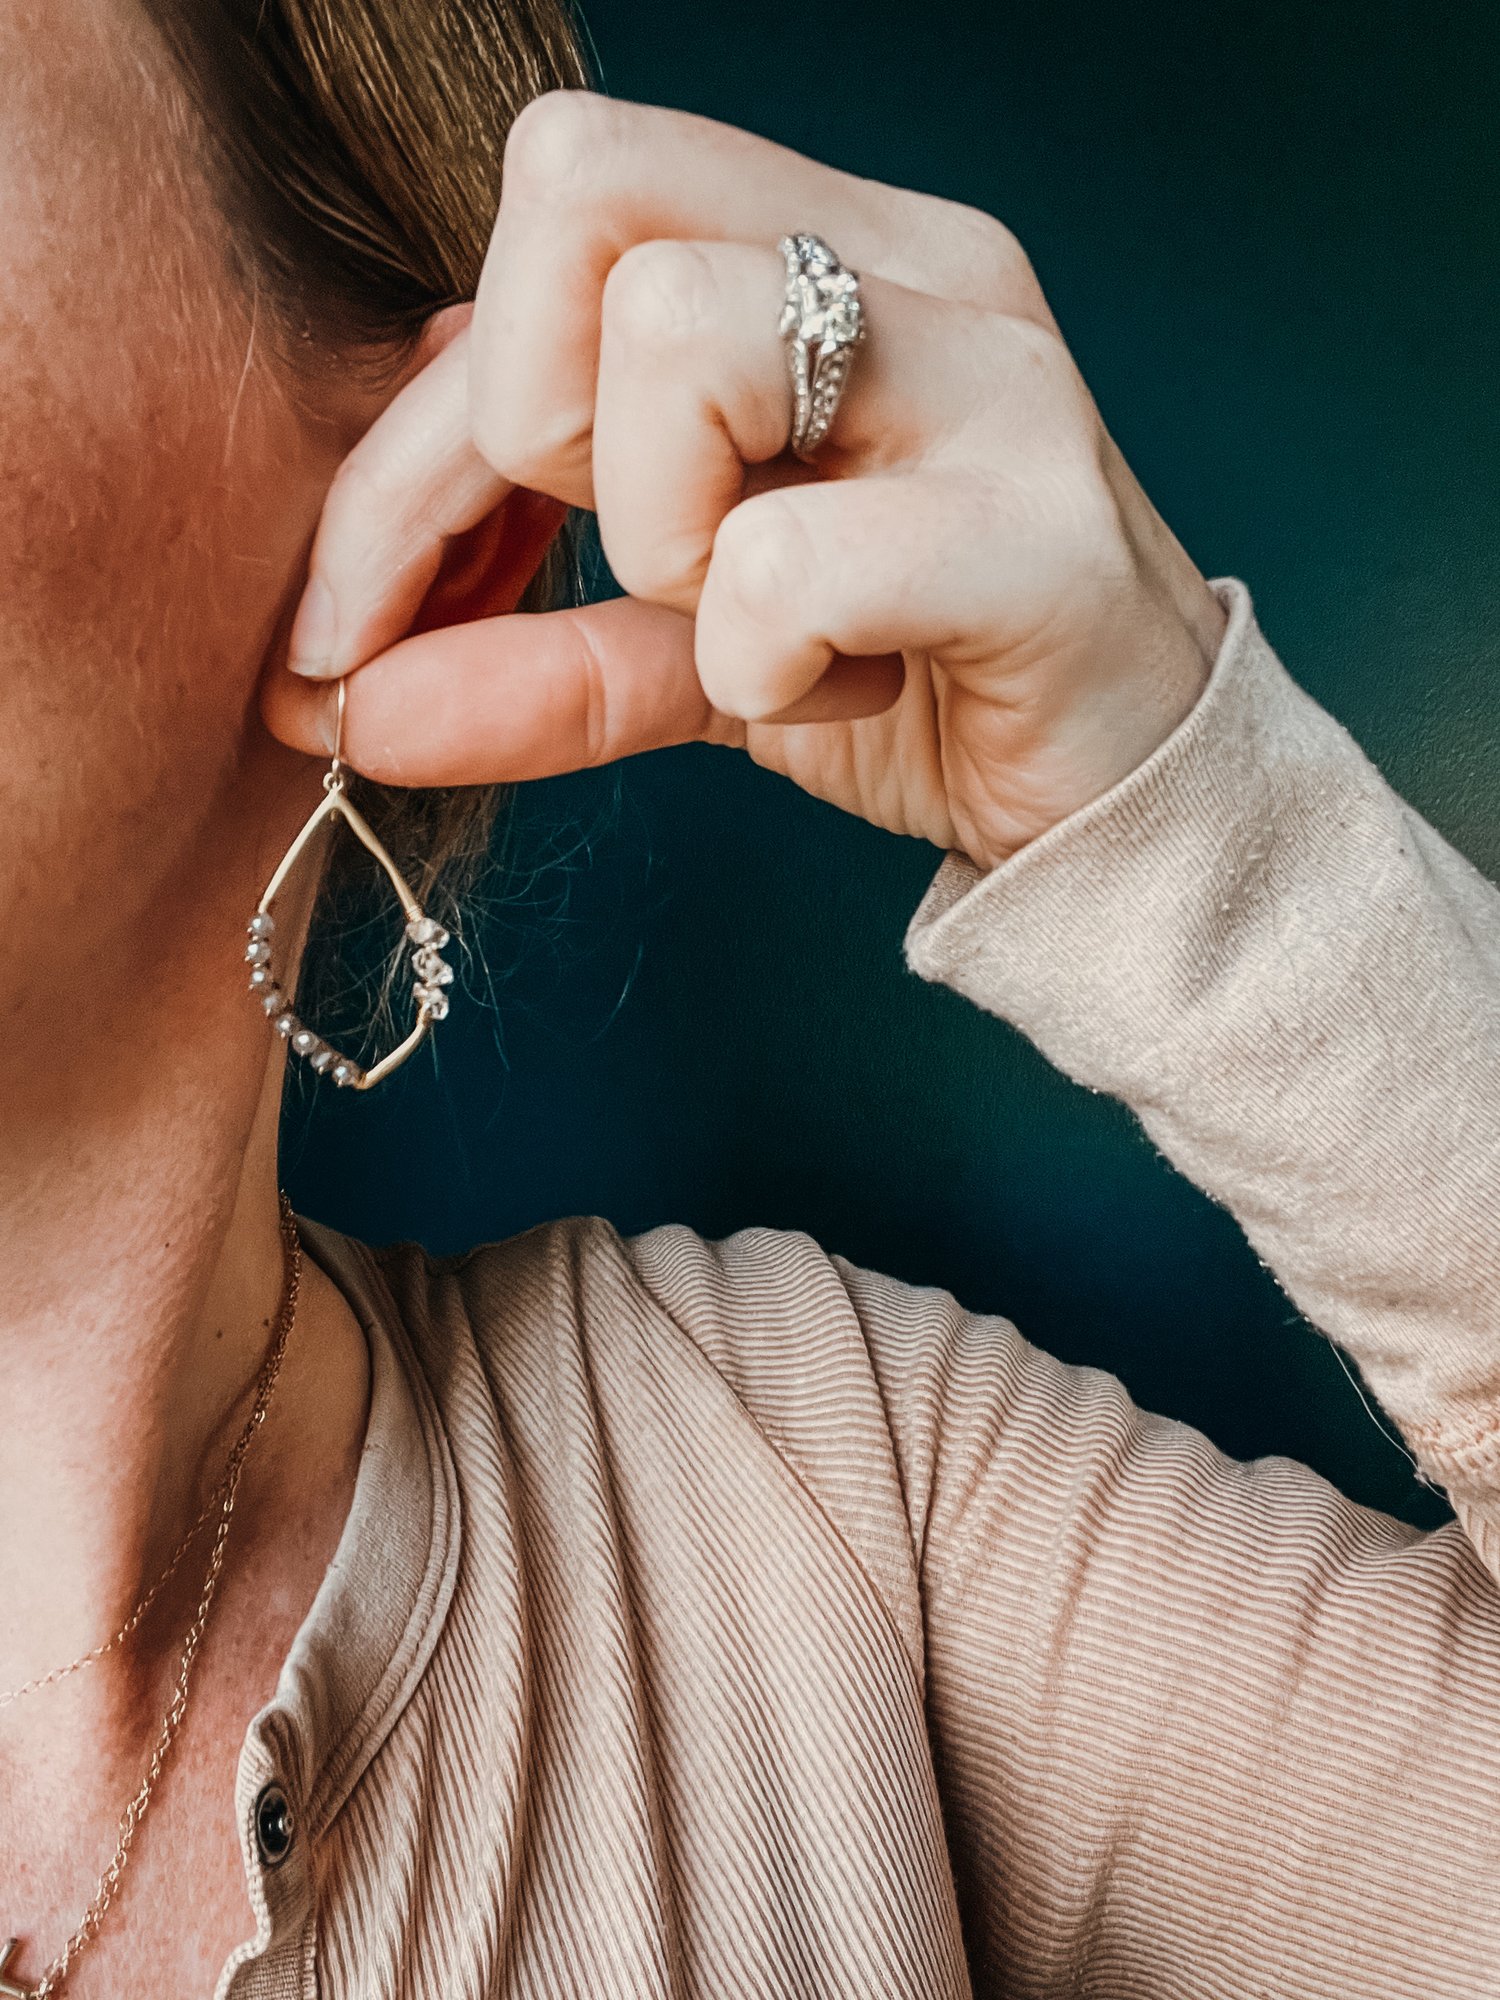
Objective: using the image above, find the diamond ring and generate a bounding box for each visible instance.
[778,233,867,461]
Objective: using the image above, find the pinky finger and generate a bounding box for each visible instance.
[696,473,1003,722]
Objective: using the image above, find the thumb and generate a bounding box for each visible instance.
[262,595,727,787]
[263,588,905,788]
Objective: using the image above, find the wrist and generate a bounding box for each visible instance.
[954,583,1223,877]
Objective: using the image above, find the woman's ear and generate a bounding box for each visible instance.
[405,300,477,379]
[409,482,570,634]
[389,302,569,633]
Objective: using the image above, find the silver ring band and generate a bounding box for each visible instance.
[778,233,866,461]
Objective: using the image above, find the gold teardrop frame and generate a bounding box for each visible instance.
[244,779,454,1092]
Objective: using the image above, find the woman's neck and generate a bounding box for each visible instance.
[0,843,372,1990]
[0,843,369,1716]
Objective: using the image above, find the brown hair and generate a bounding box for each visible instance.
[140,0,592,1004]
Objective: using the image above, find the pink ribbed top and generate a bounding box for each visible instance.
[216,578,1500,1999]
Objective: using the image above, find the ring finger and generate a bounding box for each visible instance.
[592,235,1000,617]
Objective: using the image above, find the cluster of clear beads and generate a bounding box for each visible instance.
[407,915,454,1021]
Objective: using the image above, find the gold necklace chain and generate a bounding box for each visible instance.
[1,1191,303,2000]
[0,1471,236,1711]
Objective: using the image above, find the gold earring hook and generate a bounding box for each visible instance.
[324,676,347,795]
[249,661,453,1090]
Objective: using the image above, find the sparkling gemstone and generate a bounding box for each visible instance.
[259,986,286,1017]
[309,1046,337,1074]
[245,940,273,966]
[274,1012,298,1039]
[248,964,275,990]
[406,916,450,949]
[292,1029,318,1056]
[247,913,275,939]
[332,1061,363,1089]
[416,984,451,1022]
[822,294,861,345]
[412,946,454,985]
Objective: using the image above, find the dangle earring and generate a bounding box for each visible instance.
[244,676,455,1090]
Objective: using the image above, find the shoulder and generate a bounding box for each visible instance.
[613,1214,891,1390]
[427,1212,931,1672]
[415,1208,902,1394]
[384,1210,873,1385]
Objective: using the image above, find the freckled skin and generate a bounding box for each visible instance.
[0,0,357,1042]
[0,10,382,1995]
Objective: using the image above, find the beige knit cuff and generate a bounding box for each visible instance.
[899,573,1320,1088]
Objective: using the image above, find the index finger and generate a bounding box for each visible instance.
[287,318,518,679]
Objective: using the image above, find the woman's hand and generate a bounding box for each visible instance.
[265,92,1228,874]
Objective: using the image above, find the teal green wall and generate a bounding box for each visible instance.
[284,0,1499,1530]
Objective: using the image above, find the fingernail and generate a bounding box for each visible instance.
[288,575,339,678]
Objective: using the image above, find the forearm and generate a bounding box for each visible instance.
[904,576,1500,1551]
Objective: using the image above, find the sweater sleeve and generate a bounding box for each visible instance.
[630,576,1500,1994]
[854,574,1500,1994]
[825,1249,1500,1998]
[903,574,1500,1565]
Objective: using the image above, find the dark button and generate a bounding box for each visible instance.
[255,1783,296,1868]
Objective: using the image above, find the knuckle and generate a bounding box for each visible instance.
[580,640,610,767]
[938,196,1019,262]
[468,387,512,476]
[501,89,621,203]
[1072,463,1133,571]
[468,382,505,471]
[923,194,1040,307]
[1003,309,1073,386]
[1030,326,1107,452]
[1039,454,1122,555]
[979,310,1094,437]
[323,449,390,530]
[1007,432,1128,578]
[471,389,586,490]
[713,496,817,626]
[607,521,708,609]
[602,240,720,351]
